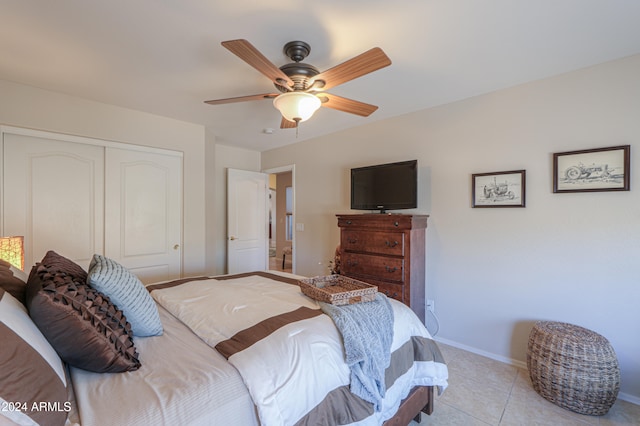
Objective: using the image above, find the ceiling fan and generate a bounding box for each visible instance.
[204,39,392,129]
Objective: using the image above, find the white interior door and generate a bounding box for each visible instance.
[227,168,268,274]
[2,133,104,270]
[105,147,182,283]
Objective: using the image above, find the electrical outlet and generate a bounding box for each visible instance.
[426,299,435,313]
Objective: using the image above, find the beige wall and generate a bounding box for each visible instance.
[0,79,207,276]
[262,54,640,402]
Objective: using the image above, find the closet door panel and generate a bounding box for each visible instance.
[3,134,104,270]
[105,147,182,284]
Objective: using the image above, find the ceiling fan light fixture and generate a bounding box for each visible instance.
[273,92,321,123]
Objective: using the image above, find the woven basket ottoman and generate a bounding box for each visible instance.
[526,321,620,415]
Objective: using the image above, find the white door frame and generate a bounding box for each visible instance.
[263,164,295,275]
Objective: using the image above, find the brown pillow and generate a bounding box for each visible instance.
[0,259,26,304]
[26,251,140,373]
[37,250,88,281]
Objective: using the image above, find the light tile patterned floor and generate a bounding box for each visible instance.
[414,344,640,425]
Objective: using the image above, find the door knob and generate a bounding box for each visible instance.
[229,236,237,241]
[173,244,180,250]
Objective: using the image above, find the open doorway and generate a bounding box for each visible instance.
[265,166,294,274]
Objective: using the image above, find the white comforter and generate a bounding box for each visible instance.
[151,272,448,426]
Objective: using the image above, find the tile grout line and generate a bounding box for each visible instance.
[497,367,521,424]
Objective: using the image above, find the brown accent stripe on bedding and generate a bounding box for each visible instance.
[215,306,323,359]
[214,270,301,285]
[294,385,374,426]
[146,271,300,293]
[295,336,446,425]
[385,336,445,389]
[146,276,210,292]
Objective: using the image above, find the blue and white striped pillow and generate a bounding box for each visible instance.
[87,254,163,337]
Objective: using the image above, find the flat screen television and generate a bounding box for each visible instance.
[350,160,417,213]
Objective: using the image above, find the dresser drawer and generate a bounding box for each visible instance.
[341,253,404,283]
[342,230,404,256]
[338,276,404,302]
[337,214,419,230]
[377,283,404,302]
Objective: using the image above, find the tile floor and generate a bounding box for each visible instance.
[413,343,640,425]
[268,254,292,273]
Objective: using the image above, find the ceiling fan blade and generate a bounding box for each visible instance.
[311,47,391,91]
[320,93,378,117]
[204,93,277,105]
[222,39,294,87]
[280,116,298,129]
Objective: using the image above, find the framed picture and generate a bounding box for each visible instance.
[472,170,526,208]
[553,145,630,193]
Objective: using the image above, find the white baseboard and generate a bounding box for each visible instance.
[434,337,527,370]
[434,337,639,405]
[617,392,640,406]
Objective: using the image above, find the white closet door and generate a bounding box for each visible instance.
[105,147,182,284]
[2,133,104,270]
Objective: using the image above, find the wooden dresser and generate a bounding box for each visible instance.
[336,214,428,323]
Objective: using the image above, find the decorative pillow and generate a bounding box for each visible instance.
[37,250,88,281]
[0,259,27,305]
[0,288,69,426]
[87,254,163,337]
[26,251,140,373]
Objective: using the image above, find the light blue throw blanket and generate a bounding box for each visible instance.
[319,293,394,411]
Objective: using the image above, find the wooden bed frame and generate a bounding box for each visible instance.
[384,385,434,425]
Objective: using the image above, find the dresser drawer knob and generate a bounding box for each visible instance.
[385,240,399,248]
[385,266,398,273]
[346,220,352,225]
[347,237,357,244]
[394,221,399,227]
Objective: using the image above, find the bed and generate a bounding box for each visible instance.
[0,252,448,426]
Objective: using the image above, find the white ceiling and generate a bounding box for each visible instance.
[1,0,639,152]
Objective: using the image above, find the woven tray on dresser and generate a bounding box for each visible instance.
[298,275,377,305]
